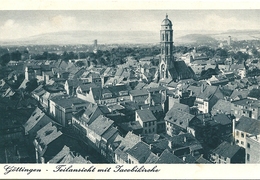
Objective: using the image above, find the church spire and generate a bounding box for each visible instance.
[166,13,168,19]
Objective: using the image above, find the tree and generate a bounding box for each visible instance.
[75,61,85,67]
[197,121,222,149]
[0,53,10,66]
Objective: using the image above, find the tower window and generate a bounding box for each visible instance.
[166,34,168,41]
[162,34,164,41]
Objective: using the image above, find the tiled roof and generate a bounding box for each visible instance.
[236,116,260,135]
[211,99,231,115]
[197,85,218,100]
[23,107,52,134]
[171,102,190,112]
[102,126,118,141]
[67,79,83,87]
[79,83,98,92]
[88,115,114,136]
[156,149,184,164]
[165,108,195,129]
[144,152,159,163]
[107,84,131,97]
[196,156,211,164]
[51,95,88,109]
[134,82,146,90]
[213,114,231,126]
[114,131,141,162]
[168,133,202,152]
[232,98,260,108]
[230,89,250,100]
[36,122,62,148]
[129,89,148,96]
[120,121,143,132]
[213,141,242,158]
[126,141,151,163]
[136,109,157,122]
[48,145,70,163]
[187,85,202,97]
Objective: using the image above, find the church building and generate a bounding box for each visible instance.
[159,15,194,82]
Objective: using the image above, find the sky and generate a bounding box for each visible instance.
[0,10,260,40]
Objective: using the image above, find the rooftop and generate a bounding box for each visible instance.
[88,115,114,136]
[156,149,184,164]
[236,116,260,135]
[126,141,151,163]
[50,95,88,109]
[213,141,242,158]
[136,109,157,122]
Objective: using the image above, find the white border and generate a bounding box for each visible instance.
[0,0,260,179]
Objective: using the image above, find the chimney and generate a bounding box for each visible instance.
[184,136,187,143]
[232,118,236,143]
[149,144,152,150]
[201,83,204,93]
[183,156,186,162]
[168,140,172,149]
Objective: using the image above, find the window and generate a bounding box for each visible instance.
[247,143,250,148]
[236,131,239,137]
[247,154,250,161]
[241,133,244,138]
[236,140,239,144]
[145,130,147,134]
[241,141,244,145]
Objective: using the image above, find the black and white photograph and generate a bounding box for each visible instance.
[0,0,260,179]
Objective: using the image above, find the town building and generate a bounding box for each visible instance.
[136,109,157,135]
[234,116,260,163]
[49,95,89,127]
[211,141,245,164]
[158,15,194,82]
[231,98,260,120]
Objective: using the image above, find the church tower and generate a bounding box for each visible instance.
[159,14,174,79]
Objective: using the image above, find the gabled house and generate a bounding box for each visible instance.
[23,107,54,140]
[136,109,157,135]
[126,141,155,164]
[71,102,103,144]
[64,79,83,95]
[34,122,63,163]
[194,84,224,114]
[168,133,203,157]
[77,84,131,105]
[230,89,250,102]
[231,98,260,120]
[114,131,142,164]
[87,115,118,159]
[211,141,245,164]
[31,85,46,102]
[156,149,184,164]
[165,107,196,136]
[49,95,89,127]
[211,99,232,116]
[234,116,260,163]
[129,89,149,104]
[47,145,91,164]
